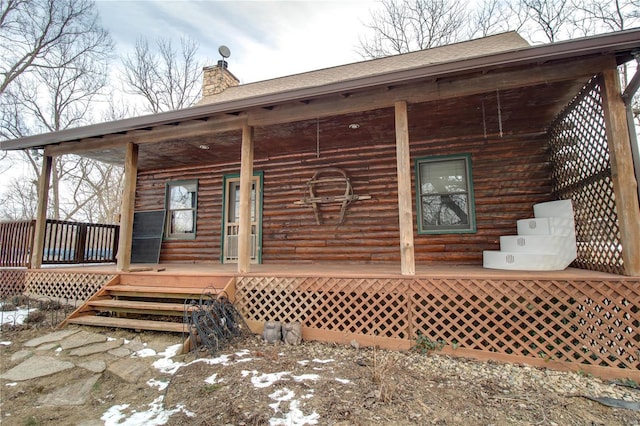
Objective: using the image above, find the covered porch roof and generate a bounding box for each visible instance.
[1,29,639,172]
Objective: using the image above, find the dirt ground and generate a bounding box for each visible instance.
[2,321,640,426]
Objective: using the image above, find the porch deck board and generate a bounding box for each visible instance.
[38,263,627,280]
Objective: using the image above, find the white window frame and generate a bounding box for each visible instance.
[165,180,198,240]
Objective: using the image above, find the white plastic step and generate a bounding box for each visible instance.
[483,199,577,271]
[482,250,574,271]
[533,199,574,218]
[516,217,575,237]
[499,235,575,255]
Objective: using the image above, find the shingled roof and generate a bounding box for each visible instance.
[2,29,640,151]
[199,32,530,105]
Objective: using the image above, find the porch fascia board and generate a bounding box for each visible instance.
[44,115,245,157]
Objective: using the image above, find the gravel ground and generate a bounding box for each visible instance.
[2,324,640,425]
[163,336,640,425]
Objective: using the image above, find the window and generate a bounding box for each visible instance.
[415,154,476,234]
[165,180,198,239]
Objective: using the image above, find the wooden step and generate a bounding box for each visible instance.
[118,273,232,289]
[105,285,219,300]
[66,315,191,333]
[87,299,196,316]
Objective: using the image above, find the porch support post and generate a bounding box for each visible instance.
[238,122,254,274]
[31,154,53,269]
[394,101,415,275]
[117,142,138,272]
[601,68,640,276]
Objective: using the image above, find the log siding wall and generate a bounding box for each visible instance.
[135,133,553,264]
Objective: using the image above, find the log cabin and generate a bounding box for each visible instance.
[2,30,640,380]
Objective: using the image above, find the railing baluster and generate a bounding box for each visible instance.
[46,220,55,262]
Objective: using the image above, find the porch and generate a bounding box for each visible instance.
[3,262,639,381]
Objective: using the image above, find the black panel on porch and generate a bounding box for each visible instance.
[131,210,165,264]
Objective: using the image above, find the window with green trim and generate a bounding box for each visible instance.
[415,154,476,234]
[165,180,198,240]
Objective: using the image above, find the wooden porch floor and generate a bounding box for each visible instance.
[37,262,628,280]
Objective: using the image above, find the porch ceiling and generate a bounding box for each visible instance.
[80,78,587,171]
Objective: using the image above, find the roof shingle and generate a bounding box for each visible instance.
[199,32,530,105]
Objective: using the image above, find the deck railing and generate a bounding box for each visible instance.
[0,219,119,267]
[0,220,35,267]
[42,219,119,265]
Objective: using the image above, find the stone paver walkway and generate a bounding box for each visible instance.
[0,327,180,408]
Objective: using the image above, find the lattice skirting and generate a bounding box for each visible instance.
[235,276,640,380]
[0,269,28,297]
[23,271,114,302]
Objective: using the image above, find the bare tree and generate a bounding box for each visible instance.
[0,172,38,220]
[571,0,639,36]
[121,36,203,113]
[468,0,521,38]
[68,158,123,223]
[0,0,116,222]
[358,0,639,54]
[357,0,470,58]
[518,0,575,42]
[5,40,111,136]
[0,0,111,95]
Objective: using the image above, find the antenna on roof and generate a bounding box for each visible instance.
[218,45,231,69]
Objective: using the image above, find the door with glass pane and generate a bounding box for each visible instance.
[222,173,262,263]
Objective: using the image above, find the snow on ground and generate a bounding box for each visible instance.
[133,348,157,358]
[204,372,220,384]
[101,396,194,426]
[147,378,170,391]
[102,340,324,425]
[0,305,36,326]
[240,369,321,424]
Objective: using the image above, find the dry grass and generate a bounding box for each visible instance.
[370,346,399,403]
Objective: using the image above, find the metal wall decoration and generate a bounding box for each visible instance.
[294,167,371,225]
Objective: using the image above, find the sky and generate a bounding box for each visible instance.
[1,1,381,190]
[95,0,381,84]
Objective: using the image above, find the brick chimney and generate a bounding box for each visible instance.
[201,60,239,99]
